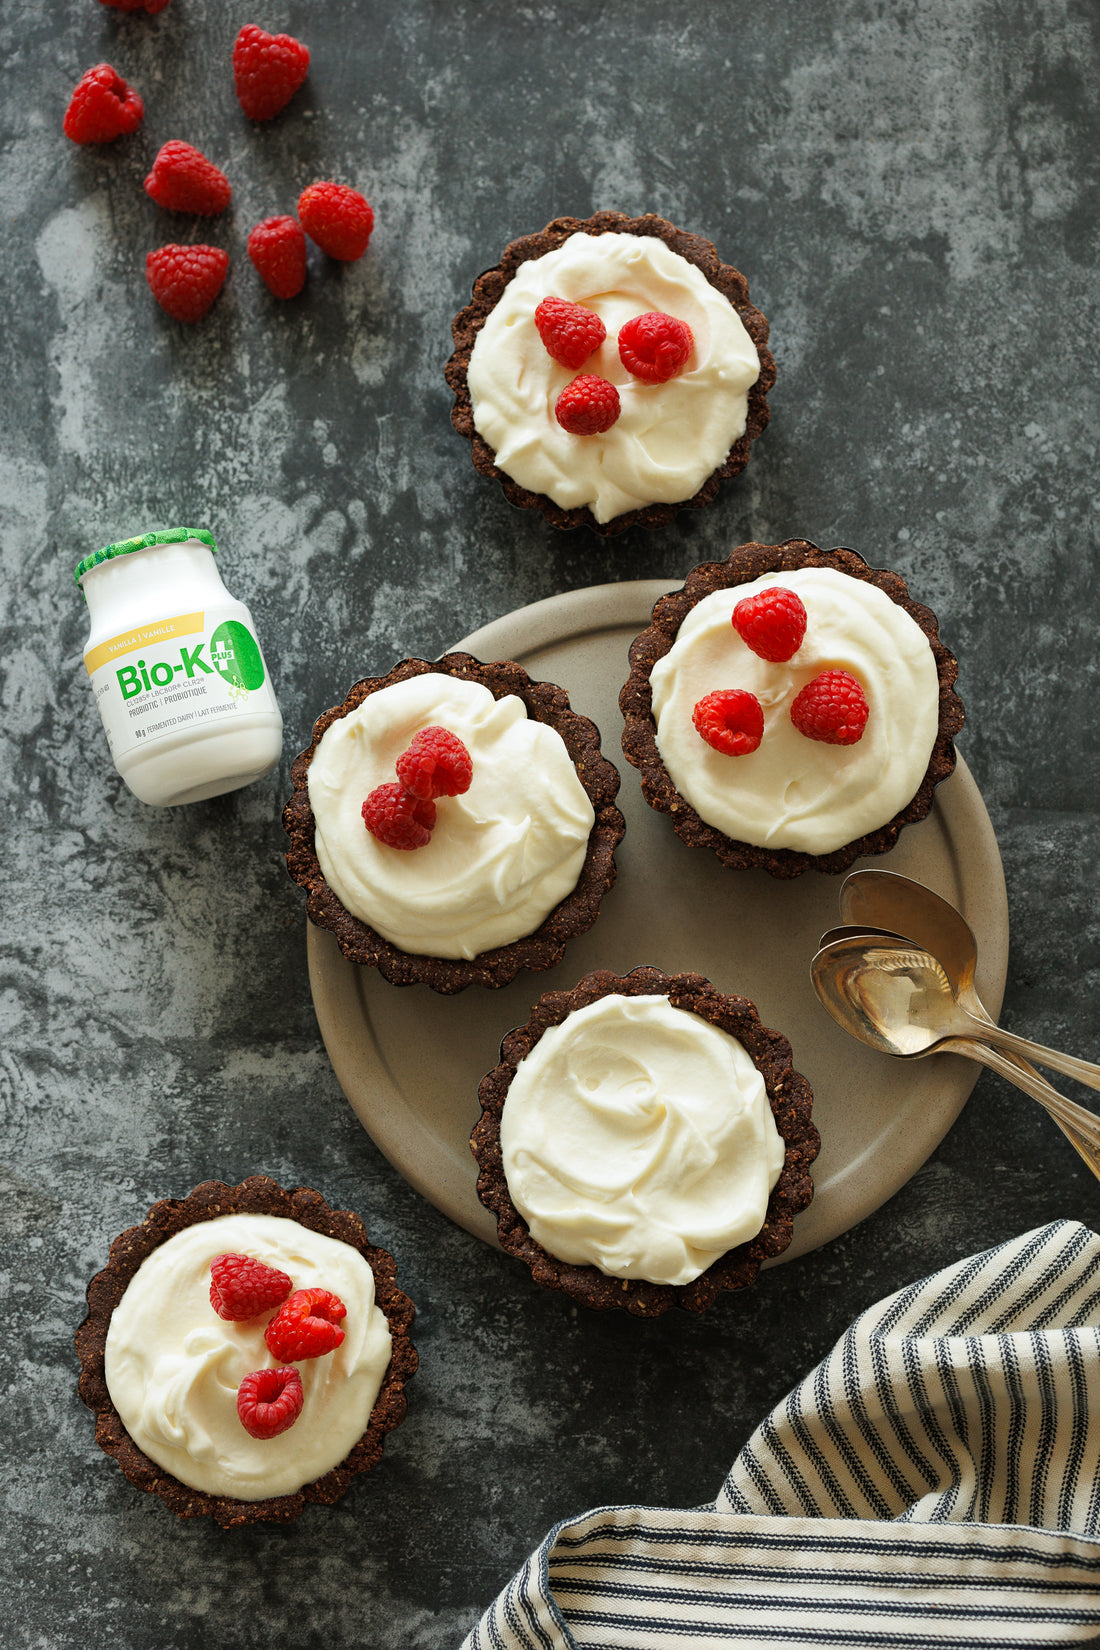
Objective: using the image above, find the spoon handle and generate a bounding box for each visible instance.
[972,1020,1100,1095]
[945,1037,1100,1183]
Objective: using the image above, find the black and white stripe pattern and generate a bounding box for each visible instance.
[461,1223,1100,1649]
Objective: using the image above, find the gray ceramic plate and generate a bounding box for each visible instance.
[307,580,1007,1261]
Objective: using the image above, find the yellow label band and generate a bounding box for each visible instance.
[84,612,206,676]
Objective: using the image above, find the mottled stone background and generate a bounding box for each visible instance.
[2,0,1098,1645]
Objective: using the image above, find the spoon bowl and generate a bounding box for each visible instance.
[811,936,970,1058]
[839,870,987,1017]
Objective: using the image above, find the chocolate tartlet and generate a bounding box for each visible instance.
[283,653,625,992]
[472,967,818,1318]
[76,1176,417,1528]
[446,211,776,535]
[620,540,964,878]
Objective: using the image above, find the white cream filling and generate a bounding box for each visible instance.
[467,231,761,524]
[104,1214,393,1501]
[500,994,785,1286]
[308,673,596,960]
[649,566,941,854]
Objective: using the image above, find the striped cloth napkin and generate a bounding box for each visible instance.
[460,1221,1100,1649]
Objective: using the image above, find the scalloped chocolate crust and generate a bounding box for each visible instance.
[283,652,625,993]
[75,1177,418,1528]
[620,541,964,879]
[445,211,776,536]
[471,967,819,1317]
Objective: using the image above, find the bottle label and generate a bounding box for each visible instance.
[85,608,279,761]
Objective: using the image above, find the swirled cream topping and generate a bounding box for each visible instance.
[308,673,596,960]
[104,1214,392,1501]
[466,232,761,524]
[649,566,941,854]
[500,993,785,1286]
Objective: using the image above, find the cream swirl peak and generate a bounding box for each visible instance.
[103,1214,392,1501]
[466,231,761,524]
[307,673,595,959]
[499,994,785,1286]
[649,566,941,855]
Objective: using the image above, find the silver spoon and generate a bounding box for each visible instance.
[816,921,1100,1174]
[824,871,1100,1169]
[811,934,1100,1181]
[837,874,1100,1096]
[833,867,1069,1133]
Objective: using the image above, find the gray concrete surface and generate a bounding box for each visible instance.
[2,1,1098,1645]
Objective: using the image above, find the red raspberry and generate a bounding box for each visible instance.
[63,65,144,145]
[209,1253,293,1321]
[144,142,231,216]
[247,216,307,299]
[534,296,607,369]
[98,0,171,13]
[362,782,436,849]
[145,244,229,323]
[617,310,694,383]
[264,1288,346,1362]
[236,1367,304,1440]
[554,375,621,435]
[298,182,374,261]
[692,690,765,757]
[233,24,311,121]
[790,670,869,745]
[732,586,808,663]
[396,727,473,800]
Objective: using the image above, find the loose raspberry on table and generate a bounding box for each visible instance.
[534,296,607,369]
[732,586,808,663]
[554,374,621,435]
[236,1367,304,1440]
[692,689,765,757]
[396,727,473,800]
[63,65,144,145]
[617,310,694,383]
[362,782,437,850]
[790,670,869,745]
[233,24,311,121]
[209,1253,293,1321]
[144,141,231,216]
[298,182,374,261]
[145,244,229,323]
[248,216,307,299]
[98,0,170,13]
[265,1288,346,1362]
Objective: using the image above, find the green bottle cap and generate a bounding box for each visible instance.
[74,526,217,588]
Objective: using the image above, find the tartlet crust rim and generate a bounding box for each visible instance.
[445,210,777,536]
[283,653,625,993]
[75,1175,418,1528]
[619,539,964,878]
[471,966,819,1317]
